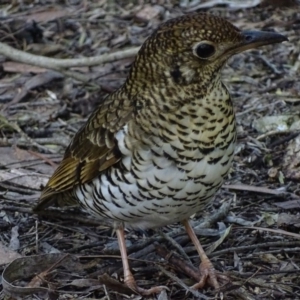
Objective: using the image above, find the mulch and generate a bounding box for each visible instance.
[0,1,300,299]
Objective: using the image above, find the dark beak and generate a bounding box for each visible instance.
[233,30,288,53]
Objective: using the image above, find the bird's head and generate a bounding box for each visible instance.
[126,13,287,94]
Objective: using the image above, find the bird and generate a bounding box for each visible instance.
[34,13,287,296]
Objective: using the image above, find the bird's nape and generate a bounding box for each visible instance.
[124,13,287,92]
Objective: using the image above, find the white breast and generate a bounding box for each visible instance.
[75,119,235,229]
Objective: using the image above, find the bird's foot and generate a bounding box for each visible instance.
[125,273,168,296]
[191,258,228,290]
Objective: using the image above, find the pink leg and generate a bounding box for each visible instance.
[116,227,167,295]
[183,220,220,290]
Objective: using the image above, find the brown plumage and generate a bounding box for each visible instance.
[34,13,287,295]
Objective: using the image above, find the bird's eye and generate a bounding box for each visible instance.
[194,43,216,59]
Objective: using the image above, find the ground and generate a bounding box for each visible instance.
[0,1,300,299]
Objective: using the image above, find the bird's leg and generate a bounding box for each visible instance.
[116,227,167,295]
[182,219,219,290]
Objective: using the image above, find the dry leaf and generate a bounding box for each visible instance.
[0,241,21,266]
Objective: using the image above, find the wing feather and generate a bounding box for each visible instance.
[34,95,133,210]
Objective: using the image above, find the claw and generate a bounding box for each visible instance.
[183,220,230,291]
[125,272,168,295]
[117,227,168,296]
[191,258,219,289]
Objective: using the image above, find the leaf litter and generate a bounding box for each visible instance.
[0,0,300,299]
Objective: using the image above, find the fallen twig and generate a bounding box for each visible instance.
[0,41,139,69]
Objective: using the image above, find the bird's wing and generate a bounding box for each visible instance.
[35,95,133,209]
